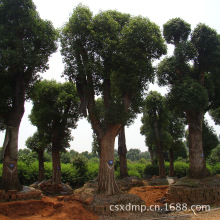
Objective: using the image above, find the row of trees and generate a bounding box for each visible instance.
[0,1,219,196]
[140,91,219,178]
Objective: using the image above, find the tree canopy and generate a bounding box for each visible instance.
[61,5,167,134]
[0,0,57,124]
[157,17,220,178]
[29,80,80,152]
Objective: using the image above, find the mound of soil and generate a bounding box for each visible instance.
[128,185,169,206]
[0,196,98,220]
[31,180,73,196]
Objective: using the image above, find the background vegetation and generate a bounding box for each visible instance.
[0,145,219,187]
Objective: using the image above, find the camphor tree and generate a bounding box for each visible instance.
[25,131,50,182]
[157,18,220,178]
[141,91,171,178]
[61,5,166,194]
[141,91,185,177]
[166,114,185,177]
[0,0,57,190]
[29,80,80,185]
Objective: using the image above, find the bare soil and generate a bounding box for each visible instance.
[0,185,219,219]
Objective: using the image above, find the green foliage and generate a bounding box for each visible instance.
[158,19,220,114]
[173,161,189,178]
[72,155,88,185]
[210,163,220,175]
[86,161,99,180]
[209,108,220,125]
[29,80,80,152]
[61,4,167,133]
[60,151,71,164]
[207,145,220,165]
[126,149,141,161]
[18,149,38,165]
[202,120,219,158]
[144,162,170,176]
[0,0,57,118]
[167,77,209,112]
[60,163,77,185]
[144,161,190,178]
[163,18,191,45]
[26,131,49,156]
[17,161,38,185]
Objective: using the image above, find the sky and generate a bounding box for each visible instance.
[0,0,220,153]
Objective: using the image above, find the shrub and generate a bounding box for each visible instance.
[18,161,38,185]
[211,162,220,175]
[144,162,159,176]
[130,163,145,178]
[87,162,99,180]
[44,162,53,180]
[61,163,77,186]
[174,161,189,178]
[143,161,189,178]
[72,155,88,185]
[207,146,220,165]
[128,170,141,179]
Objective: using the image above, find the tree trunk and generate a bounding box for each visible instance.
[1,126,23,191]
[149,145,156,165]
[52,144,61,185]
[156,142,166,178]
[98,128,121,195]
[169,148,175,177]
[186,111,210,178]
[1,74,26,191]
[154,121,166,178]
[118,126,129,179]
[38,149,45,182]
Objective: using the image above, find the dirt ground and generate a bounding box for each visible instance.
[0,186,219,220]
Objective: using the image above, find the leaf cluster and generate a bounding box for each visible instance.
[158,18,220,113]
[29,80,80,151]
[61,4,167,130]
[0,0,57,118]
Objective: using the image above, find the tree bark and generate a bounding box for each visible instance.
[1,74,26,191]
[154,121,166,178]
[1,126,23,191]
[149,145,156,165]
[52,143,61,185]
[38,149,45,182]
[169,148,175,177]
[97,125,121,195]
[156,143,166,178]
[118,126,129,179]
[186,111,210,178]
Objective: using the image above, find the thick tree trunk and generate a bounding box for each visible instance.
[52,144,61,185]
[1,74,26,191]
[186,111,210,178]
[98,128,121,195]
[169,148,175,177]
[118,126,129,179]
[1,126,22,191]
[38,150,45,182]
